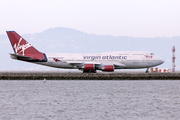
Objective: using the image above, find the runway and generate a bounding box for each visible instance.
[0,72,180,80]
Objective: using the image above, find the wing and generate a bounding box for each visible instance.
[53,59,126,70]
[67,61,126,69]
[113,63,126,68]
[67,61,102,68]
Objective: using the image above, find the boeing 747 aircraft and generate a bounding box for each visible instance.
[6,31,164,73]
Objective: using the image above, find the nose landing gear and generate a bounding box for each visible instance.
[145,68,149,73]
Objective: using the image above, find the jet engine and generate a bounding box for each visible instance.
[81,64,96,73]
[83,64,95,70]
[102,65,114,72]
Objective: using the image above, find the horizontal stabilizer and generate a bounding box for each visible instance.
[10,53,33,58]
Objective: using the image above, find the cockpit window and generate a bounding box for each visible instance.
[150,53,154,55]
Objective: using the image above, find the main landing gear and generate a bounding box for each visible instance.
[83,70,97,73]
[145,68,149,73]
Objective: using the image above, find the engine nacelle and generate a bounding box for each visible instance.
[102,65,114,72]
[83,64,95,70]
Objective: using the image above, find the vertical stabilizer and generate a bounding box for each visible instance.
[6,31,46,60]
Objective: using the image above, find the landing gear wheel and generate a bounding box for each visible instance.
[83,70,97,73]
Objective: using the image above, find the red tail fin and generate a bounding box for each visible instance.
[6,31,45,60]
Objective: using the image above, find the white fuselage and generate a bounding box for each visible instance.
[37,51,164,70]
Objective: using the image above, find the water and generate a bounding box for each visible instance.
[0,80,180,120]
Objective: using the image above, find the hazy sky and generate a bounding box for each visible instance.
[1,0,180,37]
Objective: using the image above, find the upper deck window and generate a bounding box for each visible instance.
[150,53,154,55]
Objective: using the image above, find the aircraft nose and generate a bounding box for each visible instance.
[161,59,164,64]
[158,57,164,65]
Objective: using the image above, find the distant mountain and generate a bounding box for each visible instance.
[1,27,180,71]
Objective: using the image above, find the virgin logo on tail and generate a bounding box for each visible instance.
[14,38,32,56]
